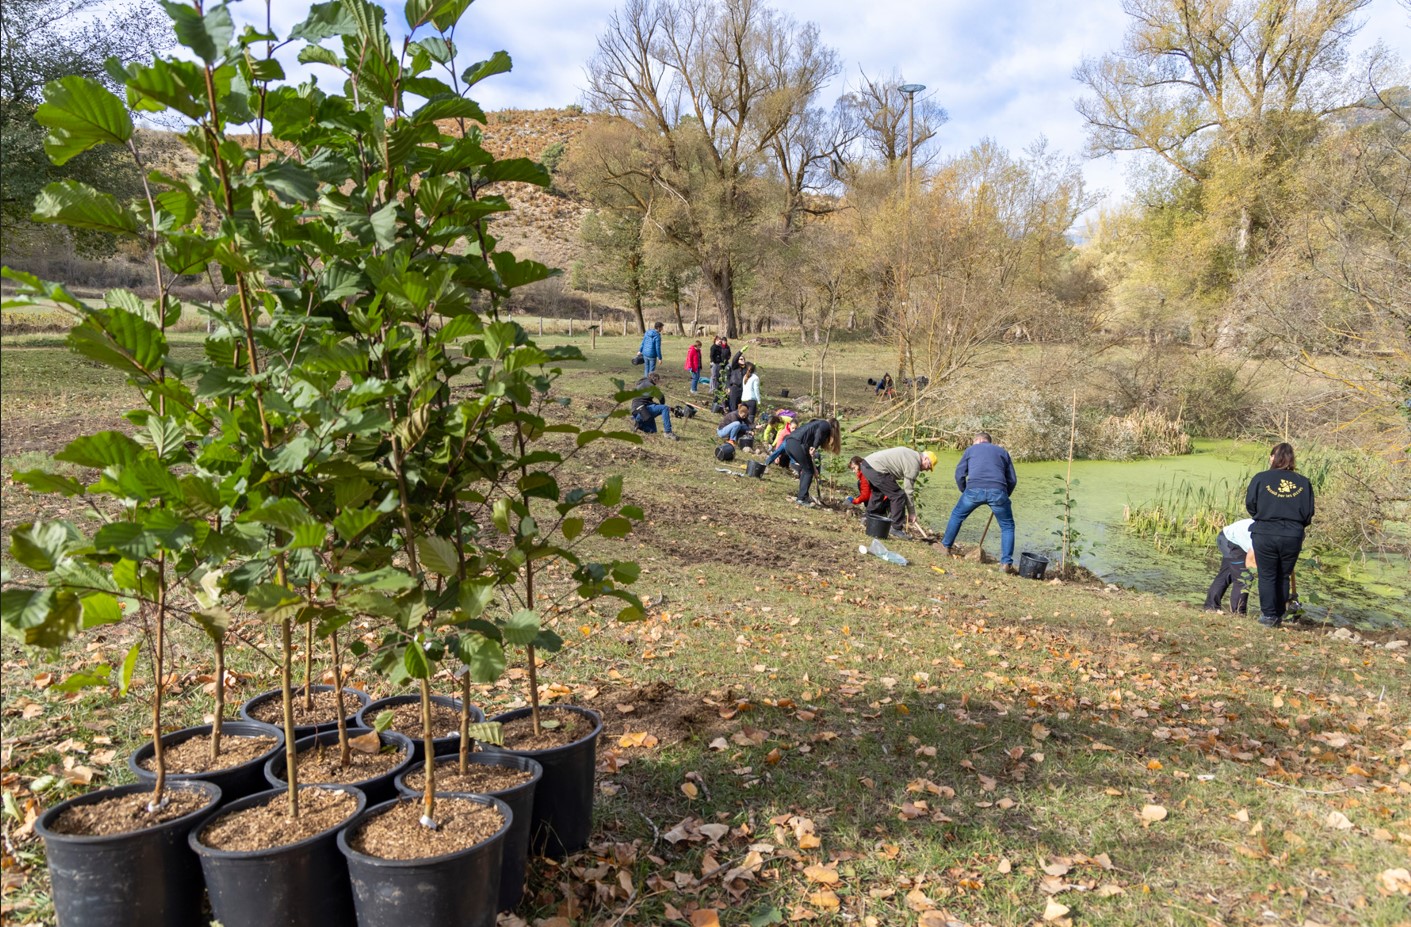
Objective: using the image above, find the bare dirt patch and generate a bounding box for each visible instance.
[198,786,358,852]
[585,680,723,748]
[346,796,503,860]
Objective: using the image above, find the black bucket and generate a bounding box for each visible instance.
[265,728,414,807]
[239,685,371,741]
[486,705,602,858]
[129,721,284,807]
[191,784,366,927]
[339,794,512,927]
[745,460,766,478]
[1018,552,1049,580]
[682,405,697,418]
[37,780,221,927]
[356,695,483,764]
[780,388,790,398]
[864,515,891,540]
[395,753,543,912]
[738,435,754,450]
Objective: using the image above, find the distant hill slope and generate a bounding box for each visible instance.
[478,108,596,276]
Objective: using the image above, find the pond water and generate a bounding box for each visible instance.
[917,442,1409,630]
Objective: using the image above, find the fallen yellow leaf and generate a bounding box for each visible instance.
[803,864,839,884]
[1043,899,1071,921]
[1140,804,1168,823]
[681,781,699,799]
[689,910,721,927]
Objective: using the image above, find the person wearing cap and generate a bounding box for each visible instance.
[861,446,937,540]
[940,432,1018,571]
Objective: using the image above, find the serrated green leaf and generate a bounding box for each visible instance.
[333,507,380,543]
[415,536,460,576]
[501,609,540,647]
[454,634,505,683]
[192,607,231,641]
[32,181,139,236]
[55,431,143,470]
[9,521,82,571]
[35,76,133,165]
[94,521,158,559]
[163,0,234,63]
[118,641,142,696]
[412,94,484,125]
[561,517,584,541]
[403,637,432,679]
[52,664,112,692]
[461,51,511,88]
[463,721,502,746]
[80,593,123,629]
[124,58,206,118]
[12,470,85,497]
[257,162,320,203]
[596,516,632,539]
[371,709,395,732]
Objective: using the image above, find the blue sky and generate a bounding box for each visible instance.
[247,0,1410,218]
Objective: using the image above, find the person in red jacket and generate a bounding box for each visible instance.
[685,340,703,394]
[845,456,872,508]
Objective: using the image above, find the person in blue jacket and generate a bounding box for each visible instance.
[640,320,664,374]
[940,432,1019,571]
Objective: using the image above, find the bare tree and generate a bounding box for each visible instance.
[584,0,840,337]
[839,69,947,170]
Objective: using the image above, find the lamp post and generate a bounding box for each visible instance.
[896,83,925,408]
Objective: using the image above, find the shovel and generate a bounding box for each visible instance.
[964,513,995,563]
[1287,568,1303,617]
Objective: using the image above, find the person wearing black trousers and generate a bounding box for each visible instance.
[726,345,750,412]
[709,336,730,398]
[763,417,840,505]
[1204,517,1254,614]
[1245,442,1315,628]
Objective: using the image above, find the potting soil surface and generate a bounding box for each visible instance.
[402,763,532,794]
[48,787,212,837]
[288,740,406,784]
[498,711,590,751]
[346,797,503,859]
[247,689,356,727]
[198,787,358,852]
[385,702,462,740]
[137,732,277,774]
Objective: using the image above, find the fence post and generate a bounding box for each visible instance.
[538,317,543,336]
[568,317,573,336]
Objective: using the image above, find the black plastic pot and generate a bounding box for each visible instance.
[239,685,370,741]
[190,784,366,927]
[779,388,790,398]
[1018,552,1050,580]
[338,794,512,927]
[129,721,284,806]
[395,753,543,911]
[355,694,484,763]
[864,514,892,540]
[745,460,766,479]
[36,779,221,927]
[486,705,602,858]
[264,728,414,807]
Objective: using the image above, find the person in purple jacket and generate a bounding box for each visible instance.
[940,432,1019,572]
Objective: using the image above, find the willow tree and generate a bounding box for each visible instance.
[1075,0,1372,260]
[582,0,840,337]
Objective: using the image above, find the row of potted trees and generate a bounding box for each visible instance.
[1,0,651,923]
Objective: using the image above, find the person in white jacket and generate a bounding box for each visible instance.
[1204,517,1255,613]
[741,363,761,422]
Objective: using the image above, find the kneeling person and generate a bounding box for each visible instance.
[630,373,679,441]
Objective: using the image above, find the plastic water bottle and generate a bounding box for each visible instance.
[859,539,908,566]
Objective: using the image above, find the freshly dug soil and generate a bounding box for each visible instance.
[498,711,591,751]
[403,764,532,794]
[247,689,354,727]
[48,788,211,837]
[138,732,277,774]
[198,787,358,852]
[283,740,405,785]
[346,797,503,860]
[385,702,462,740]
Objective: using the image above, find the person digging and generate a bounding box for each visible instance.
[859,447,936,541]
[940,432,1018,573]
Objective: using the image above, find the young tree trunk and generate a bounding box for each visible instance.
[629,253,647,334]
[210,638,225,762]
[702,261,740,338]
[689,288,701,335]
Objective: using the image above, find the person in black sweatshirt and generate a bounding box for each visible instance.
[1244,442,1315,627]
[763,417,840,505]
[726,345,750,412]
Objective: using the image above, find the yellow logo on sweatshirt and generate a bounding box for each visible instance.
[1266,479,1304,498]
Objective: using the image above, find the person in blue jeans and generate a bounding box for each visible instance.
[763,417,840,505]
[941,432,1018,572]
[640,321,663,374]
[629,372,679,440]
[717,404,752,443]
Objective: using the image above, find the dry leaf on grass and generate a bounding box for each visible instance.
[689,909,721,927]
[1042,899,1071,921]
[681,781,699,799]
[1324,811,1353,830]
[905,889,936,911]
[803,864,839,884]
[1379,868,1411,895]
[618,731,658,748]
[807,889,840,911]
[1140,804,1168,823]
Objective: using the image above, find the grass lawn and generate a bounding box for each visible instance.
[2,332,1408,926]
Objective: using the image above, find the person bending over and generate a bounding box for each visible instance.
[628,372,679,441]
[764,417,840,506]
[1204,517,1255,614]
[940,432,1018,571]
[861,446,936,539]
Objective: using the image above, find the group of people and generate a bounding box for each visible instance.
[639,330,1316,628]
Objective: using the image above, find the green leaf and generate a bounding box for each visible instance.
[55,431,143,470]
[415,536,460,576]
[461,51,511,88]
[403,637,432,679]
[35,76,133,165]
[491,497,513,535]
[94,522,158,559]
[52,664,112,692]
[124,58,206,119]
[23,589,81,648]
[369,200,398,249]
[80,593,123,629]
[333,507,380,543]
[163,0,235,63]
[457,580,495,619]
[257,162,320,203]
[118,641,142,696]
[481,157,551,187]
[32,181,140,236]
[430,0,473,31]
[157,233,215,275]
[561,517,584,541]
[1,588,52,632]
[10,521,82,571]
[291,1,357,40]
[12,470,84,497]
[67,310,167,378]
[463,721,502,746]
[501,609,540,647]
[412,94,484,125]
[371,709,395,732]
[192,608,231,642]
[596,517,632,539]
[454,634,505,683]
